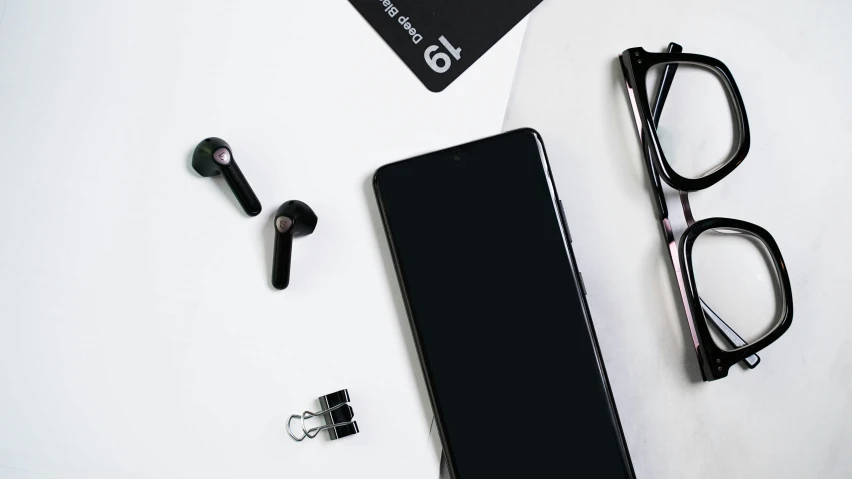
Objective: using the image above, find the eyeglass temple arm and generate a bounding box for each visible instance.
[701,300,760,367]
[639,42,683,220]
[650,43,682,125]
[649,43,760,369]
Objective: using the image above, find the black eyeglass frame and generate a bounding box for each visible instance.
[619,43,794,381]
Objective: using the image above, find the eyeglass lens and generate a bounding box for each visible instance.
[646,63,741,180]
[691,229,785,351]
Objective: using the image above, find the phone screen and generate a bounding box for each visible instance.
[373,129,634,478]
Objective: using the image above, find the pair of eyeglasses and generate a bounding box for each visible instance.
[619,42,793,381]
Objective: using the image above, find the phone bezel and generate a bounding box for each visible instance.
[373,128,635,479]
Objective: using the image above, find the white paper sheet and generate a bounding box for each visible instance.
[504,1,852,478]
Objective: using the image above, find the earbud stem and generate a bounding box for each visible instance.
[222,162,262,217]
[272,229,294,290]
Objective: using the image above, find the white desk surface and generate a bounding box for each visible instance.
[505,0,852,478]
[0,1,526,477]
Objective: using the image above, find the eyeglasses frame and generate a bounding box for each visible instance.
[618,42,794,381]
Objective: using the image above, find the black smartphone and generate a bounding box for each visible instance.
[373,129,635,479]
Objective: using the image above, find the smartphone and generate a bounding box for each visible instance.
[373,129,635,478]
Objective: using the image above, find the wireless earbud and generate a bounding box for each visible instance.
[272,201,318,290]
[192,137,262,216]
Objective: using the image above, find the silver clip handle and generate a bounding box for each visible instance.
[287,402,356,442]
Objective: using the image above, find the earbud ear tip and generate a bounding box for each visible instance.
[294,201,318,235]
[301,210,318,236]
[275,201,318,236]
[192,137,230,176]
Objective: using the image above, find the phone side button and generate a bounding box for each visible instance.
[558,200,573,243]
[579,272,587,296]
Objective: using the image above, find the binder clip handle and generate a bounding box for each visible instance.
[287,402,354,442]
[287,389,359,442]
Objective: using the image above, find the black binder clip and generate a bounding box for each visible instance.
[287,389,359,442]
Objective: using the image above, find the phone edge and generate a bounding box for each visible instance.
[372,128,636,479]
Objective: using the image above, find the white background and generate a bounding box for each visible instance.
[505,0,852,477]
[0,1,525,477]
[2,0,852,478]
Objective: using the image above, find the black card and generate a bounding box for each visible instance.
[349,0,543,92]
